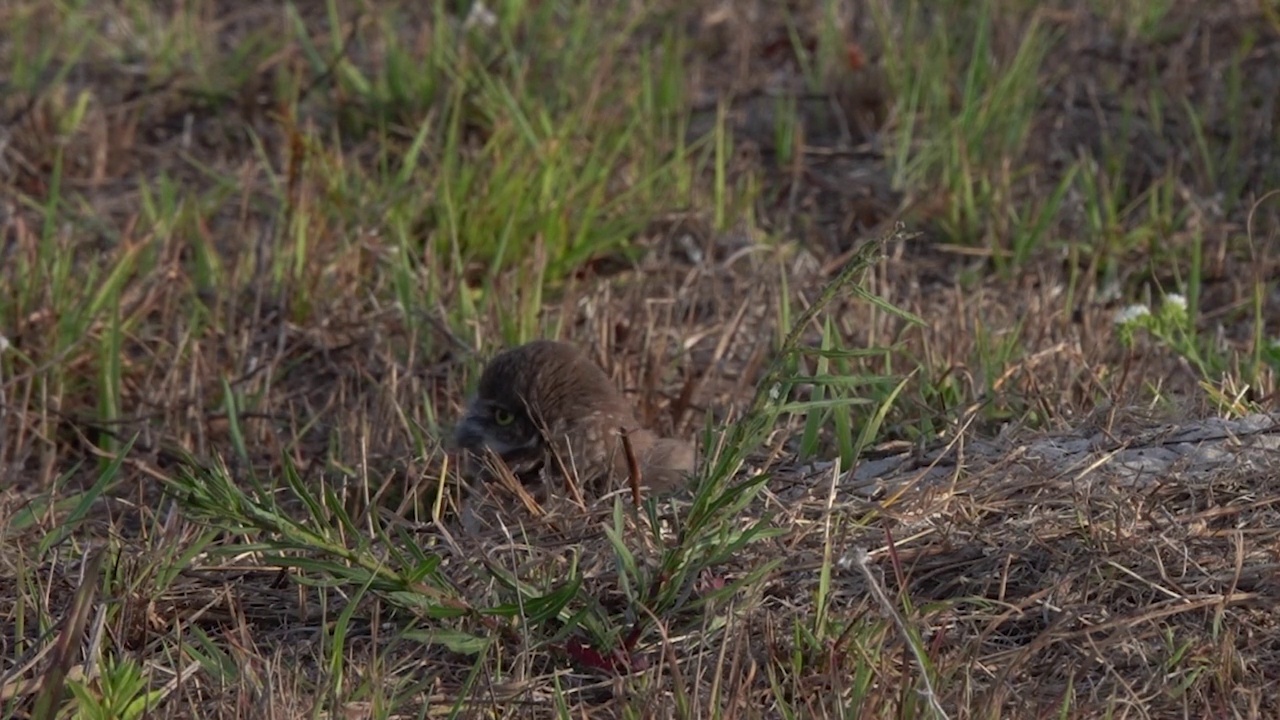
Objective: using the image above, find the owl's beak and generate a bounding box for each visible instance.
[451,413,487,451]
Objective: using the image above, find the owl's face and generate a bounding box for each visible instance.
[453,395,546,474]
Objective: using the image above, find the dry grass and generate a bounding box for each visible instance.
[2,0,1279,718]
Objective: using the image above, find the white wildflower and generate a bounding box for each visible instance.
[0,334,8,353]
[1164,293,1187,311]
[1114,304,1150,325]
[463,1,497,30]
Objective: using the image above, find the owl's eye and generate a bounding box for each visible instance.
[493,408,516,426]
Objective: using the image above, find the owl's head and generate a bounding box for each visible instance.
[452,340,621,474]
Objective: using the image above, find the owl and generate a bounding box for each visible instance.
[453,340,694,498]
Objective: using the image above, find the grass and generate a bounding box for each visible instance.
[2,0,1279,717]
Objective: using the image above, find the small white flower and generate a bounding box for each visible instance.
[463,1,497,30]
[1114,304,1151,325]
[1164,293,1187,310]
[0,334,8,353]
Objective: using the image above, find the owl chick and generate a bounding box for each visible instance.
[453,340,694,498]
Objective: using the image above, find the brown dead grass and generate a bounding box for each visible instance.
[2,0,1280,718]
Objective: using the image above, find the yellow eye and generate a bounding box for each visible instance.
[494,408,516,426]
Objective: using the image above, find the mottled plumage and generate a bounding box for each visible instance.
[454,340,694,497]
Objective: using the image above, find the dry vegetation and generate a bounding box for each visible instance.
[2,0,1279,717]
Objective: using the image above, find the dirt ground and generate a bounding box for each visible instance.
[2,1,1280,717]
